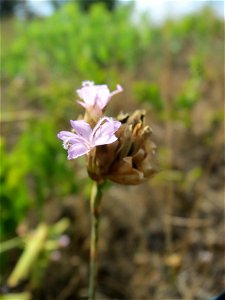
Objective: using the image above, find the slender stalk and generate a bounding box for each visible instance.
[0,237,23,254]
[88,181,103,300]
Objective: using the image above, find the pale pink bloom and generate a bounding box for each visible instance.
[50,250,61,262]
[76,81,123,112]
[58,235,70,248]
[57,117,121,160]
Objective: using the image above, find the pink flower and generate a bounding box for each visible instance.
[57,117,121,160]
[76,81,123,113]
[58,235,70,247]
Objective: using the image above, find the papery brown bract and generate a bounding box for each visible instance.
[87,110,157,185]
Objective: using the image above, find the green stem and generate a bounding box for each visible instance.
[0,237,23,254]
[88,181,103,300]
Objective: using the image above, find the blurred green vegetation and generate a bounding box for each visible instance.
[1,2,223,244]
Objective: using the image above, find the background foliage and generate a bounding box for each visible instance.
[0,2,224,299]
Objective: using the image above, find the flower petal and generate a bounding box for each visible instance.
[95,85,111,109]
[70,120,92,138]
[76,85,97,107]
[57,131,76,141]
[57,130,85,143]
[91,117,121,147]
[57,130,86,151]
[67,141,90,159]
[82,81,94,87]
[94,134,118,146]
[110,84,123,98]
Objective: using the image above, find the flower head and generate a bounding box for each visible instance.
[58,81,157,185]
[76,81,123,123]
[57,117,121,160]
